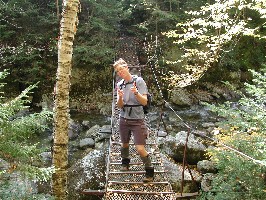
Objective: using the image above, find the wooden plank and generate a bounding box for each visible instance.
[110,151,160,156]
[81,189,105,195]
[104,190,198,199]
[175,192,199,199]
[110,161,161,165]
[110,170,166,174]
[111,141,156,145]
[108,181,169,185]
[107,189,175,195]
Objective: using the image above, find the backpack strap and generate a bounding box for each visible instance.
[123,104,142,116]
[119,76,138,90]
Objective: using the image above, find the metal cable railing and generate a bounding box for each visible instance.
[144,36,266,168]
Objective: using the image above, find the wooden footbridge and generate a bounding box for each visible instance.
[82,36,199,199]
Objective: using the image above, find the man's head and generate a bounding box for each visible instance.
[113,58,129,77]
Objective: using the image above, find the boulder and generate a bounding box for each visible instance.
[161,153,202,193]
[158,131,207,164]
[197,160,217,174]
[68,147,108,200]
[170,88,193,106]
[79,138,95,149]
[85,125,100,138]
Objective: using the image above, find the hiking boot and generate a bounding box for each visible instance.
[121,164,129,171]
[121,158,130,171]
[143,167,154,183]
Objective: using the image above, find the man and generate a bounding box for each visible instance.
[113,58,154,183]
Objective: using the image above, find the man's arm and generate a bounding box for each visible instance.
[134,93,147,106]
[117,88,124,108]
[130,79,148,106]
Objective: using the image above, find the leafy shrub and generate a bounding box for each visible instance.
[199,68,266,200]
[0,70,54,199]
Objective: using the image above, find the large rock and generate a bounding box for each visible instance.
[161,153,202,193]
[170,88,193,106]
[197,160,217,174]
[68,144,108,200]
[0,158,9,171]
[68,119,83,140]
[79,138,95,149]
[158,131,207,164]
[85,125,100,138]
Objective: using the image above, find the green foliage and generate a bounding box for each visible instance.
[73,0,122,67]
[199,156,266,199]
[71,65,112,94]
[0,70,8,93]
[219,36,266,71]
[70,66,113,114]
[200,68,266,199]
[0,0,58,98]
[119,0,183,37]
[1,0,122,103]
[207,69,266,131]
[0,71,54,198]
[0,179,55,200]
[163,0,266,87]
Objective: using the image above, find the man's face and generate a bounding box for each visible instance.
[115,65,128,77]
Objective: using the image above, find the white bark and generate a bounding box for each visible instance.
[52,0,80,199]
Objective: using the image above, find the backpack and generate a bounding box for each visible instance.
[119,76,152,114]
[143,92,152,114]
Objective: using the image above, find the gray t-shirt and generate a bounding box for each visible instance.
[117,75,148,119]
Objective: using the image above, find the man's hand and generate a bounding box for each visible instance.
[117,88,124,98]
[130,82,138,94]
[117,88,124,108]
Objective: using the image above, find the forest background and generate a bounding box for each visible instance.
[0,0,266,199]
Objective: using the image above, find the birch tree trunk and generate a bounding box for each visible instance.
[52,1,80,199]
